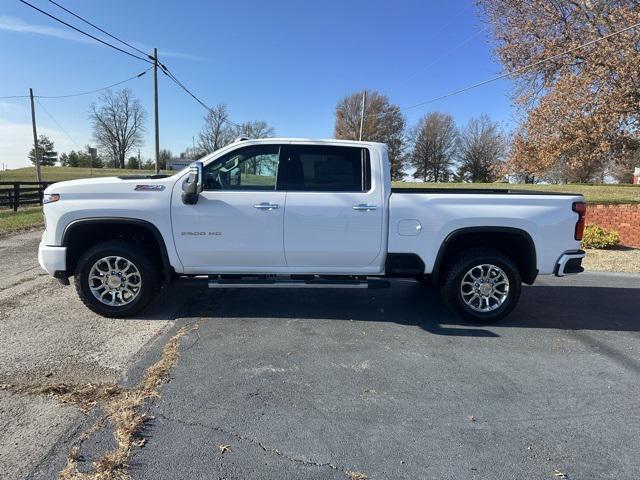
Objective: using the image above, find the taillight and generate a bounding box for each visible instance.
[572,202,586,241]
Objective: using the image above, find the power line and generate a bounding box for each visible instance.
[40,69,150,98]
[401,27,487,84]
[361,18,640,124]
[18,0,152,64]
[47,0,151,59]
[402,20,640,112]
[159,63,241,128]
[0,69,149,100]
[36,98,82,149]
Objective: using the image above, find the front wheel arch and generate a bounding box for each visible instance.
[62,218,173,284]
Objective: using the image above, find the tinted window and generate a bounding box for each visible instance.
[278,146,370,192]
[203,145,280,191]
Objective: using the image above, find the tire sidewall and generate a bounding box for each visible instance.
[75,242,158,318]
[445,252,521,323]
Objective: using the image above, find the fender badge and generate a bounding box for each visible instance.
[135,184,165,191]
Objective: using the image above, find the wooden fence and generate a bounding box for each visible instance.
[0,182,51,211]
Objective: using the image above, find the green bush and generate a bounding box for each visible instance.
[581,224,621,249]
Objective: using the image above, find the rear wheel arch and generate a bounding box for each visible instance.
[431,227,537,285]
[62,218,173,283]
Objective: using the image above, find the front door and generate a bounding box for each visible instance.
[279,144,384,270]
[171,144,286,272]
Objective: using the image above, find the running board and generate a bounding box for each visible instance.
[207,278,390,289]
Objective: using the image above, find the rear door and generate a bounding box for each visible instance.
[279,144,384,270]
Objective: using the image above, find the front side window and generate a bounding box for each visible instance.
[203,145,280,191]
[277,145,370,192]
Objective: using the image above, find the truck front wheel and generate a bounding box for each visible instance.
[74,240,160,318]
[440,248,521,323]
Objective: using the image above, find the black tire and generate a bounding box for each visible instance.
[74,240,160,318]
[440,248,521,323]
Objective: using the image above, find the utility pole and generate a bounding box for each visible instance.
[153,48,160,175]
[358,90,367,141]
[29,88,42,183]
[138,148,141,170]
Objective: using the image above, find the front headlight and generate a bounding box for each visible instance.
[43,193,60,204]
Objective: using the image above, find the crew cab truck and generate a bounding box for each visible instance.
[38,138,586,322]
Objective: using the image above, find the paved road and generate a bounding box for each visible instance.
[4,229,640,479]
[52,271,640,478]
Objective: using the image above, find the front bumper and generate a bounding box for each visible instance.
[38,241,67,276]
[554,249,585,277]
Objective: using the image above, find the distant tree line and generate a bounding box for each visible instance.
[334,90,507,183]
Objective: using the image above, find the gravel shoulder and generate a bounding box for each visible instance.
[583,247,640,273]
[0,230,177,479]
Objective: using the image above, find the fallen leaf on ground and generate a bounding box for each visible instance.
[468,415,476,422]
[554,470,568,478]
[217,444,232,455]
[346,470,368,480]
[132,438,146,447]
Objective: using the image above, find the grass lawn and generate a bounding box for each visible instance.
[0,166,168,183]
[393,181,640,204]
[0,207,43,237]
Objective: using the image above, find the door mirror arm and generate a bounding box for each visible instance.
[182,161,204,205]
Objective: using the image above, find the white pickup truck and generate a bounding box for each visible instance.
[38,138,586,322]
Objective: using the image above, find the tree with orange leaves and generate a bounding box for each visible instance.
[479,0,640,183]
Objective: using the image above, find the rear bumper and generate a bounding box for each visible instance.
[554,249,585,277]
[38,242,67,276]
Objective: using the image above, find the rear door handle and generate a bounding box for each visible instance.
[254,202,279,210]
[352,204,377,211]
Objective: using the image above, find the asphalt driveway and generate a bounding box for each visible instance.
[3,230,639,480]
[45,271,640,479]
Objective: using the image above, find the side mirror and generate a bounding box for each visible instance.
[182,161,203,204]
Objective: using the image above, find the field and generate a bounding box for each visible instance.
[392,181,640,204]
[0,207,43,237]
[0,166,164,183]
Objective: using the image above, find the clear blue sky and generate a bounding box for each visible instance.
[0,0,513,169]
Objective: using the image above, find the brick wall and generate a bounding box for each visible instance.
[586,204,640,247]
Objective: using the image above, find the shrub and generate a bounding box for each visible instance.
[581,224,621,249]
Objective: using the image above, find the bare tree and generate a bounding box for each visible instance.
[198,104,235,154]
[235,120,275,139]
[334,90,407,180]
[409,112,457,182]
[457,114,505,182]
[90,89,145,169]
[159,149,172,170]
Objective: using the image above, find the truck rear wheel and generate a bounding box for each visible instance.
[74,240,160,318]
[440,248,521,323]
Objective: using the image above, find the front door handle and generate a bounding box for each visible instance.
[254,202,279,210]
[352,204,377,211]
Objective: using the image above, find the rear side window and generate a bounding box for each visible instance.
[278,145,370,192]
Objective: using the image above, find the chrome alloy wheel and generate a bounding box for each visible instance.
[460,264,510,313]
[89,256,142,307]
